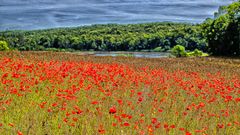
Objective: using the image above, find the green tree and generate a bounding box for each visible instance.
[202,1,240,56]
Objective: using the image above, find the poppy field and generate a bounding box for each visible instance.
[0,52,240,135]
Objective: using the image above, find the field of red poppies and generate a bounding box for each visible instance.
[0,52,240,135]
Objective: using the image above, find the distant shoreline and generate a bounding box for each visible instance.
[0,21,197,32]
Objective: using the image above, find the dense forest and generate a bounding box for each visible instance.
[0,1,239,56]
[0,23,206,52]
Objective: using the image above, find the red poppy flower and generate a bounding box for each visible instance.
[109,106,117,114]
[185,131,192,135]
[17,130,23,135]
[123,122,130,126]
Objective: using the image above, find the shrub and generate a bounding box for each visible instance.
[0,41,9,51]
[188,49,203,56]
[193,49,203,56]
[171,45,187,57]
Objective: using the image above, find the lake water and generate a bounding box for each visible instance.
[93,52,170,58]
[0,0,235,31]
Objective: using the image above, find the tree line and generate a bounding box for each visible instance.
[0,23,207,52]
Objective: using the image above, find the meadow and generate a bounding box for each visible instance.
[0,51,240,135]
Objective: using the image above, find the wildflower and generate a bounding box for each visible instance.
[227,122,232,126]
[112,123,117,127]
[170,125,175,128]
[109,106,117,114]
[98,129,105,134]
[9,123,14,127]
[179,128,185,131]
[158,109,163,113]
[72,117,78,122]
[155,123,161,128]
[217,123,224,128]
[185,131,192,135]
[17,130,23,135]
[91,101,99,105]
[151,118,157,124]
[123,122,130,126]
[138,97,143,102]
[117,99,123,105]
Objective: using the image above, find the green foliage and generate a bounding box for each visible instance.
[192,49,203,56]
[172,45,208,57]
[0,22,207,52]
[202,1,240,56]
[45,48,60,52]
[153,47,163,52]
[186,49,209,57]
[171,45,187,57]
[0,41,9,51]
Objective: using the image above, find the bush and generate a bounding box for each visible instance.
[171,45,187,57]
[172,46,208,57]
[0,41,9,51]
[153,47,163,52]
[187,49,204,57]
